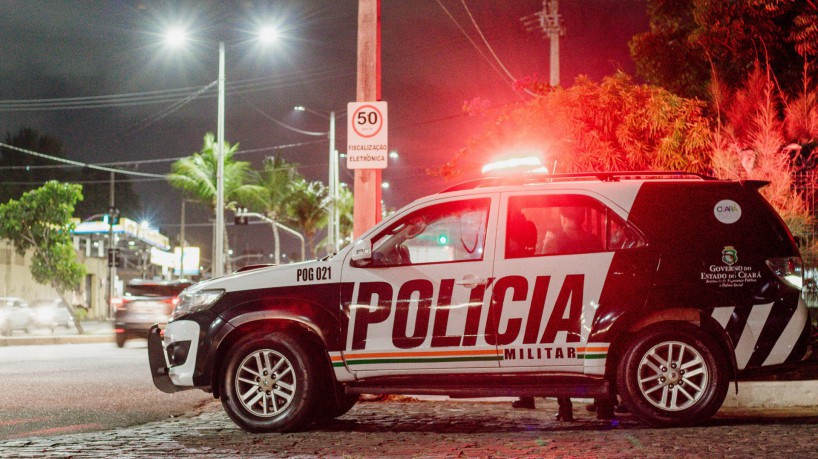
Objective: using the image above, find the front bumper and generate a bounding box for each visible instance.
[147,320,201,393]
[148,325,179,393]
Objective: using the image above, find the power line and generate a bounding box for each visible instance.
[460,0,536,97]
[0,64,354,111]
[0,142,165,178]
[239,93,327,137]
[435,0,526,100]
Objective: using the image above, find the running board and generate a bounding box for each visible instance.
[345,373,610,399]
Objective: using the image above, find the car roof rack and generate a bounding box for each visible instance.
[440,171,714,193]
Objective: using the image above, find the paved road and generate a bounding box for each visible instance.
[3,396,818,458]
[0,341,211,440]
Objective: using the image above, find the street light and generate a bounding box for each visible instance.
[163,26,279,278]
[293,106,341,255]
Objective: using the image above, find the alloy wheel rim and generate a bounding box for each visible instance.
[637,340,708,411]
[235,349,296,417]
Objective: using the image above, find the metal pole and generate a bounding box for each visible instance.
[108,172,116,318]
[328,110,337,254]
[214,41,226,277]
[179,200,185,279]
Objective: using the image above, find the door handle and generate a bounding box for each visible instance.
[456,275,487,289]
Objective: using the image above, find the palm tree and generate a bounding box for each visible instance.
[331,183,355,250]
[288,180,329,259]
[166,133,263,273]
[246,156,302,264]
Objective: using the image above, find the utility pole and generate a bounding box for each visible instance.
[107,172,117,319]
[327,110,338,254]
[179,200,186,279]
[522,0,565,86]
[353,0,382,238]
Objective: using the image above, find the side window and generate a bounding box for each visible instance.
[370,198,490,267]
[506,194,644,258]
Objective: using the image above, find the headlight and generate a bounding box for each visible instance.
[171,289,224,321]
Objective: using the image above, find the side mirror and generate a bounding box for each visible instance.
[350,239,373,267]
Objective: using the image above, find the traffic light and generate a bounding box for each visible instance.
[105,207,120,225]
[234,207,248,225]
[107,248,122,268]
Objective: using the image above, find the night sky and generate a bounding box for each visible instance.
[0,0,647,261]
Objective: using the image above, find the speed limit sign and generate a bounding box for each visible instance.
[347,101,388,169]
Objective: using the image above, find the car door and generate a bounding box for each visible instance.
[492,191,641,373]
[339,195,500,375]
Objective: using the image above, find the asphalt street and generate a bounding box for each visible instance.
[0,339,212,440]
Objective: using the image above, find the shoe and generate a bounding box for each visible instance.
[595,400,615,420]
[512,397,536,409]
[555,407,574,421]
[555,398,574,421]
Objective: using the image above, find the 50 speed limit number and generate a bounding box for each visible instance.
[347,101,388,169]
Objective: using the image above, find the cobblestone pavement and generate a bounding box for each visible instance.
[3,397,818,459]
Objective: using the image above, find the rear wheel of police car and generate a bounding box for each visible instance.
[220,333,320,432]
[616,324,729,427]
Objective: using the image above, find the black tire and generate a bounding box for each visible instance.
[220,332,319,432]
[115,333,127,348]
[616,323,729,427]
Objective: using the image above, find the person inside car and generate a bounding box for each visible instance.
[543,206,602,255]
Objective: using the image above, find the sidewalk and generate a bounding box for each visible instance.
[0,320,114,346]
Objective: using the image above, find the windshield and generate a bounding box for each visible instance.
[125,283,191,297]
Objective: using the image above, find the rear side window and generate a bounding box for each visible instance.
[125,283,190,297]
[506,194,644,259]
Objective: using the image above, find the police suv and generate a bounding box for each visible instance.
[149,172,810,432]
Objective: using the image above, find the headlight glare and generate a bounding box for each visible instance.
[171,289,224,321]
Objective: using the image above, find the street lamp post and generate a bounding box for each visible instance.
[164,25,278,278]
[294,106,341,255]
[214,41,226,278]
[328,110,339,254]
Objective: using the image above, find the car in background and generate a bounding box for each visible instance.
[0,297,34,336]
[30,299,74,332]
[113,279,192,347]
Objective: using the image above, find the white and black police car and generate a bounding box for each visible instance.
[149,171,811,432]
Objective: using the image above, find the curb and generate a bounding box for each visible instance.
[0,335,114,346]
[724,380,818,409]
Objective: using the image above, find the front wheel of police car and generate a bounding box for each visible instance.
[617,324,729,427]
[220,333,320,433]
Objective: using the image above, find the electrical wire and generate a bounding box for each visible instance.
[0,64,354,111]
[0,142,165,178]
[460,0,536,97]
[435,0,527,101]
[238,93,327,137]
[122,81,218,136]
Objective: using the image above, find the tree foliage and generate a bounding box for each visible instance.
[244,156,302,264]
[167,133,265,272]
[710,64,818,261]
[288,180,329,259]
[166,133,263,213]
[439,72,713,178]
[630,0,818,100]
[0,181,86,332]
